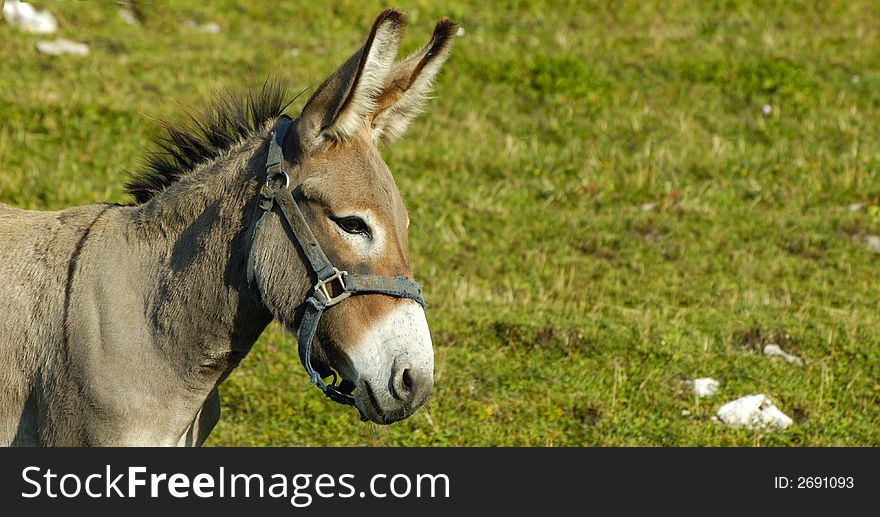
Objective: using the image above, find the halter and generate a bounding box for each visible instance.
[247,116,426,408]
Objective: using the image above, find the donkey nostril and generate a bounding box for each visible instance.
[401,368,414,391]
[390,367,432,406]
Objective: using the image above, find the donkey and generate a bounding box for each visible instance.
[0,9,456,446]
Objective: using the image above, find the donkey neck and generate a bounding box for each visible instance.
[131,131,274,379]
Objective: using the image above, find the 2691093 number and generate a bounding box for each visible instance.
[797,477,853,488]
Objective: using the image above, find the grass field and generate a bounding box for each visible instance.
[1,0,878,446]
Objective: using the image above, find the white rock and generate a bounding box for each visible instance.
[717,394,793,430]
[640,202,658,212]
[763,343,803,366]
[681,409,691,416]
[456,26,465,37]
[185,20,221,33]
[200,22,221,33]
[848,203,865,212]
[689,377,720,397]
[119,8,138,26]
[865,235,880,253]
[36,38,89,56]
[3,0,57,34]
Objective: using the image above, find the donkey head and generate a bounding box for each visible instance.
[249,9,456,424]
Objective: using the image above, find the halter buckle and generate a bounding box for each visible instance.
[314,268,351,307]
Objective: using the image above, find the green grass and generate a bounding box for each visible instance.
[2,0,879,445]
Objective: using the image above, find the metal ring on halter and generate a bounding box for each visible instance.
[266,170,290,190]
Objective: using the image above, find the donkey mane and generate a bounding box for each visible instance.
[125,79,294,205]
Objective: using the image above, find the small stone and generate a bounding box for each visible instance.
[119,8,138,26]
[763,343,803,366]
[456,26,465,37]
[200,22,221,33]
[762,104,772,116]
[694,378,719,397]
[185,20,221,33]
[36,38,89,56]
[684,377,720,398]
[848,203,865,212]
[681,409,691,416]
[3,0,57,34]
[717,394,793,430]
[865,235,880,253]
[640,202,658,212]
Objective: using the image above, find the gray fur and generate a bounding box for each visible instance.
[0,9,456,446]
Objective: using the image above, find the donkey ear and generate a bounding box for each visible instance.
[295,9,405,146]
[370,18,458,145]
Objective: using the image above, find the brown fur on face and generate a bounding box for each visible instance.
[294,130,414,372]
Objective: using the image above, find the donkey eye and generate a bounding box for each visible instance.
[333,216,371,237]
